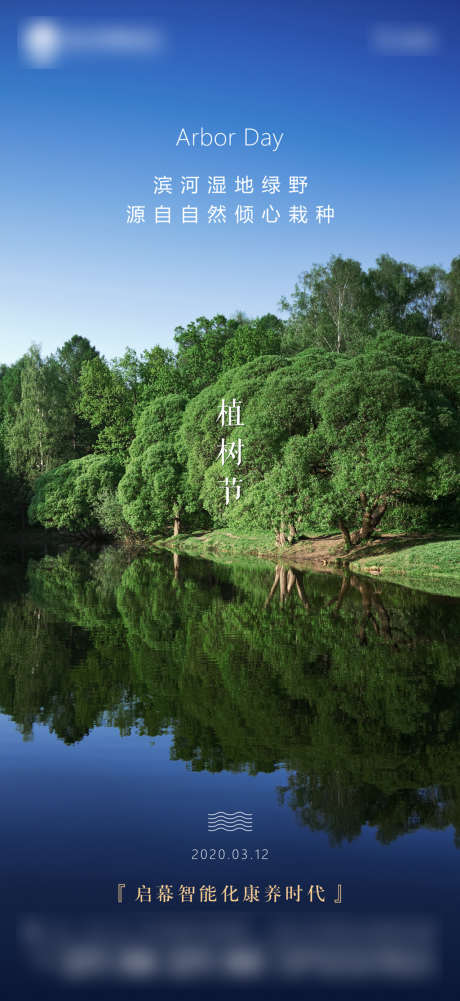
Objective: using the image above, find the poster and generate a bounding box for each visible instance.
[1,3,460,999]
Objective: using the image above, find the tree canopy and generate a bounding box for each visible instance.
[0,252,458,543]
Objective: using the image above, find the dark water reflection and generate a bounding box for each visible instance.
[1,542,460,848]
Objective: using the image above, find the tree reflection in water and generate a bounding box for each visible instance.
[0,544,459,846]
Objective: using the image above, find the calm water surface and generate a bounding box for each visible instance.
[1,541,459,1000]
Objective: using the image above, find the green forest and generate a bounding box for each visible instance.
[1,253,460,547]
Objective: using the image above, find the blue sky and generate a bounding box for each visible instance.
[1,0,460,364]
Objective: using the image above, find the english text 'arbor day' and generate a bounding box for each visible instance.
[176,128,285,151]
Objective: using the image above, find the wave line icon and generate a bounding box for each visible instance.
[207,811,253,831]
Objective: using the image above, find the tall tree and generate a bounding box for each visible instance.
[78,354,136,458]
[174,315,241,395]
[221,314,283,369]
[28,452,124,535]
[439,257,460,347]
[5,346,71,488]
[280,256,372,354]
[140,345,184,403]
[118,394,189,536]
[54,334,99,455]
[306,333,460,546]
[366,254,444,337]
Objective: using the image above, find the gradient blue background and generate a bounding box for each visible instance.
[1,0,459,364]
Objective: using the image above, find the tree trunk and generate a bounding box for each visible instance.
[338,518,351,547]
[295,577,310,610]
[359,508,374,541]
[328,575,350,613]
[276,520,287,546]
[173,552,180,580]
[279,567,287,605]
[355,577,373,645]
[264,566,281,608]
[348,500,388,547]
[288,522,296,543]
[173,516,180,536]
[359,501,387,542]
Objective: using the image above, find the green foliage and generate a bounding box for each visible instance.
[439,257,460,347]
[118,394,190,535]
[173,313,284,396]
[196,333,460,542]
[302,335,460,541]
[353,540,460,593]
[367,254,439,336]
[54,334,99,456]
[280,255,372,354]
[94,489,130,539]
[78,354,136,458]
[178,355,288,522]
[221,314,283,369]
[140,345,184,403]
[28,453,123,533]
[0,341,99,523]
[0,252,459,539]
[174,314,239,396]
[5,346,72,486]
[0,355,27,420]
[280,253,453,354]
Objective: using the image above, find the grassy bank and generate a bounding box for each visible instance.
[155,529,460,597]
[350,539,460,597]
[156,529,277,558]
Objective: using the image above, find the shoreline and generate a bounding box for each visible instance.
[154,529,460,597]
[1,526,459,598]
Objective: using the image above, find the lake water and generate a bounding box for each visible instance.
[1,541,460,1000]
